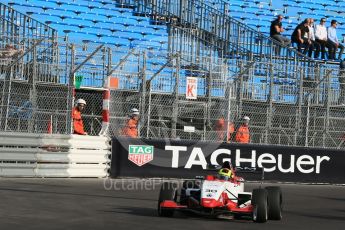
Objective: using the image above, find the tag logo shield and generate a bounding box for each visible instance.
[128,145,154,166]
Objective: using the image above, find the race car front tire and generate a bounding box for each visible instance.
[251,188,268,223]
[265,186,283,220]
[158,182,177,217]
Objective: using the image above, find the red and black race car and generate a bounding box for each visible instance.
[157,166,282,223]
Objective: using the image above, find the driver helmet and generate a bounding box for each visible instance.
[218,168,233,181]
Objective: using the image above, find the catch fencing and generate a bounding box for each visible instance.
[108,48,345,149]
[1,38,344,149]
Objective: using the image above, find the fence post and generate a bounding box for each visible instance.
[139,51,147,138]
[296,67,304,146]
[1,67,13,132]
[323,70,332,147]
[266,63,274,144]
[106,46,112,81]
[315,64,322,105]
[237,61,244,118]
[66,44,75,134]
[305,94,311,147]
[28,44,37,133]
[171,54,180,139]
[225,82,233,142]
[146,84,152,138]
[206,54,213,129]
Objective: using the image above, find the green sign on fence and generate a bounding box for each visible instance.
[74,75,83,89]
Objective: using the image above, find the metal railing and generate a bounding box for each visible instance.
[0,3,57,41]
[1,1,345,149]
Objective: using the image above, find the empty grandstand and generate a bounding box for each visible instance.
[0,0,345,148]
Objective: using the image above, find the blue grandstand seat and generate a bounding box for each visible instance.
[6,0,342,95]
[2,0,170,80]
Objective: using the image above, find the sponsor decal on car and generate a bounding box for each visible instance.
[128,145,154,166]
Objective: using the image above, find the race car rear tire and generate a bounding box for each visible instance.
[180,180,200,205]
[252,188,268,223]
[158,182,177,217]
[265,186,282,220]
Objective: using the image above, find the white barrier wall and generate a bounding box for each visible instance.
[0,132,110,177]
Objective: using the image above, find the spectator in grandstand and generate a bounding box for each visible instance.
[234,116,250,144]
[338,59,345,105]
[306,18,317,58]
[315,18,329,60]
[291,19,312,56]
[0,44,23,59]
[327,20,344,60]
[270,15,291,55]
[215,116,235,142]
[72,99,87,135]
[0,44,24,75]
[122,108,139,138]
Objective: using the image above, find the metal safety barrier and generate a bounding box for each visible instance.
[0,132,111,177]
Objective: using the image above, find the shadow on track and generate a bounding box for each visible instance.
[104,205,255,224]
[0,187,156,202]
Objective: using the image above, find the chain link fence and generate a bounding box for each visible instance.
[0,75,70,133]
[1,37,345,148]
[1,34,344,148]
[106,48,345,148]
[0,34,70,134]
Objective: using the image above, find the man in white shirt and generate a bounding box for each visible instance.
[307,18,316,58]
[328,20,344,60]
[315,18,329,59]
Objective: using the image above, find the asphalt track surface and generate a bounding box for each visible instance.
[0,178,344,230]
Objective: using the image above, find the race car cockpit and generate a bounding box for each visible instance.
[217,168,233,181]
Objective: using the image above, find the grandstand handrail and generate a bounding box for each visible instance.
[115,0,247,53]
[0,2,57,38]
[107,48,137,76]
[71,44,105,75]
[147,53,178,83]
[304,69,333,99]
[1,2,60,83]
[168,24,252,61]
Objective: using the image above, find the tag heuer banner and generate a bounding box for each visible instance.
[111,137,345,184]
